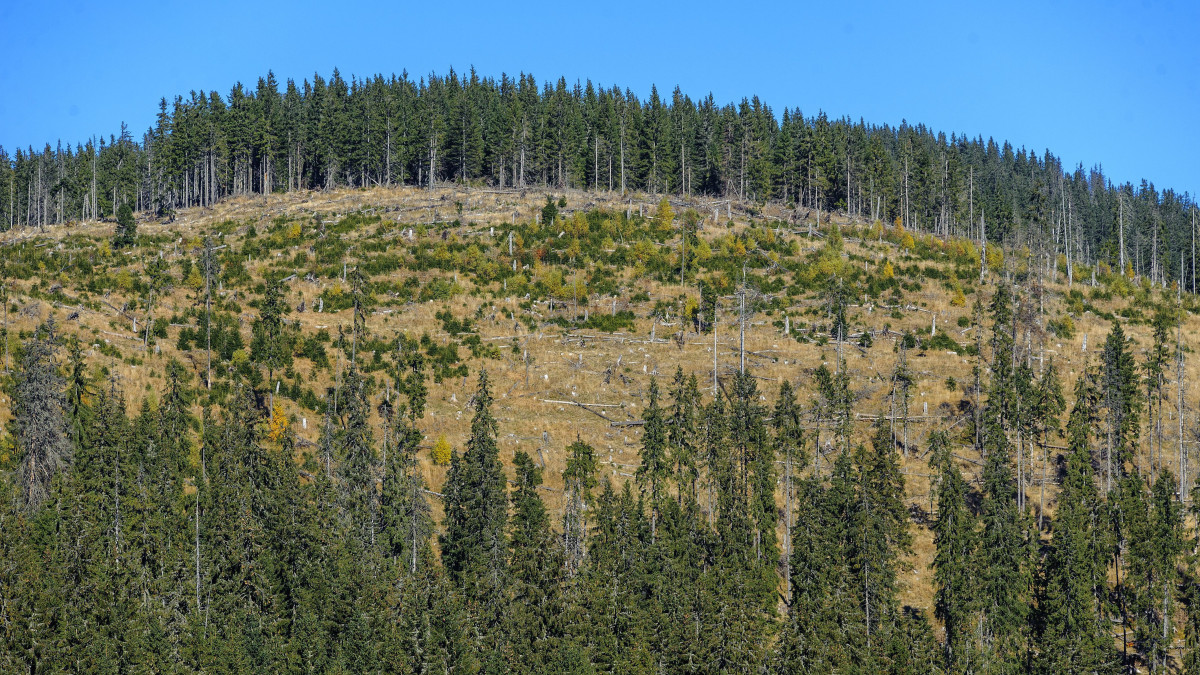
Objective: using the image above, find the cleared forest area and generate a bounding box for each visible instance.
[1,181,1196,672]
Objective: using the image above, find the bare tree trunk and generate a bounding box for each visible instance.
[713,305,719,396]
[784,439,793,604]
[980,212,987,283]
[204,239,214,390]
[619,118,626,195]
[194,488,202,613]
[1178,320,1186,500]
[739,267,746,374]
[1119,195,1126,275]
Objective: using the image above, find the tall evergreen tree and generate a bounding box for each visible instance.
[440,369,508,619]
[635,376,669,540]
[250,275,291,382]
[977,396,1033,672]
[506,450,564,671]
[1035,372,1116,674]
[930,430,978,672]
[855,425,912,650]
[666,367,700,506]
[1129,471,1184,671]
[113,202,136,247]
[381,334,433,573]
[777,451,863,671]
[774,379,805,605]
[1102,322,1142,488]
[337,364,377,546]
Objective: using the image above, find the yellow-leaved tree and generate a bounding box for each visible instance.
[655,197,675,235]
[432,434,452,465]
[267,401,289,442]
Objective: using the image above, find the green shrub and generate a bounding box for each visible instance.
[1048,315,1075,339]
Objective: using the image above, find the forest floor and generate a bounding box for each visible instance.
[2,182,1196,623]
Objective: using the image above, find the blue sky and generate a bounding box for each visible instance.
[2,0,1196,195]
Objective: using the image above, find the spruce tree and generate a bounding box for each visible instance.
[1102,322,1141,489]
[855,425,911,650]
[114,202,136,247]
[381,334,433,573]
[440,369,508,602]
[777,451,864,671]
[774,379,805,605]
[977,396,1033,671]
[63,335,94,451]
[1030,361,1065,528]
[813,355,853,465]
[1145,306,1174,478]
[1184,577,1200,674]
[667,367,700,506]
[250,275,291,382]
[636,376,669,540]
[730,370,777,572]
[1036,372,1116,673]
[930,430,978,672]
[1129,471,1184,671]
[337,365,377,546]
[506,451,564,671]
[1107,469,1147,671]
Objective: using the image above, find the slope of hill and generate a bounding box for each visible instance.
[1,183,1195,671]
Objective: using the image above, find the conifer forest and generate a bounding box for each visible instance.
[4,68,1200,673]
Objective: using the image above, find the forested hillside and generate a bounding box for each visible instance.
[2,68,1197,289]
[2,69,1200,674]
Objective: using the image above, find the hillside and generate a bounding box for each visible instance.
[2,183,1196,671]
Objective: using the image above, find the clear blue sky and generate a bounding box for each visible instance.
[1,0,1196,195]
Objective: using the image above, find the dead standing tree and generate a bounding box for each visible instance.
[14,319,71,510]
